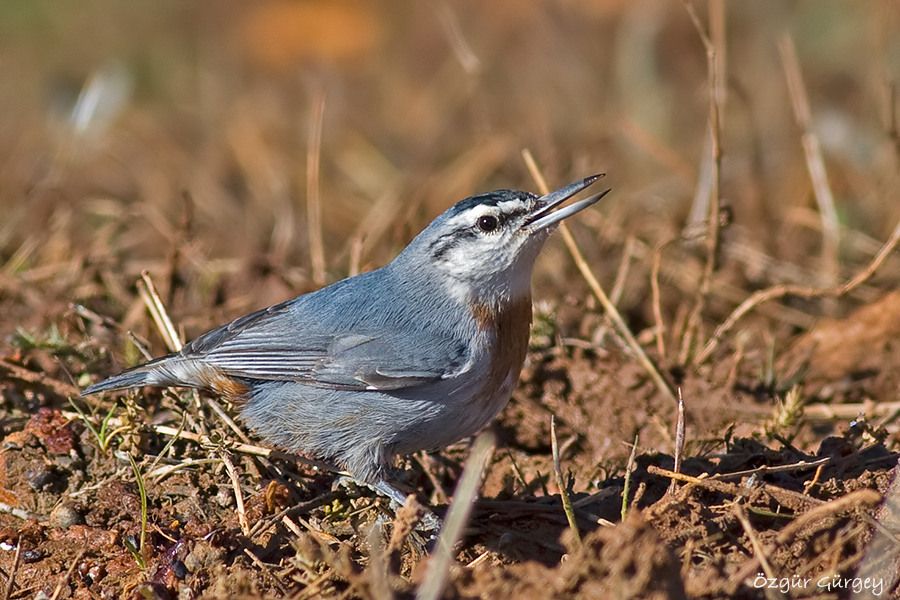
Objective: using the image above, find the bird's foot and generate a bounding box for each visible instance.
[372,479,443,539]
[418,509,443,534]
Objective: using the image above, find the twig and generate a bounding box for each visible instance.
[712,457,830,481]
[679,0,725,367]
[550,415,581,545]
[413,452,450,504]
[621,434,639,521]
[49,549,86,600]
[307,90,327,286]
[146,457,220,483]
[650,241,670,360]
[137,270,183,352]
[220,451,250,535]
[0,359,80,398]
[505,450,530,494]
[522,150,677,403]
[647,465,824,511]
[2,537,21,600]
[779,34,840,289]
[609,237,635,306]
[206,397,254,444]
[733,504,780,600]
[802,400,900,421]
[247,492,335,539]
[416,431,495,600]
[696,218,900,364]
[243,547,290,596]
[669,387,686,495]
[126,330,154,361]
[803,463,825,495]
[150,423,338,472]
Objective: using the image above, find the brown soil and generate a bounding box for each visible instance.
[2,3,900,599]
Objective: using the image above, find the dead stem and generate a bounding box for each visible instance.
[434,1,481,75]
[712,457,830,481]
[307,90,327,286]
[137,270,183,352]
[2,536,21,600]
[244,547,290,596]
[416,431,494,600]
[522,149,677,403]
[150,423,338,473]
[49,549,86,600]
[621,434,639,521]
[669,387,686,495]
[803,400,900,421]
[550,415,581,545]
[779,34,841,290]
[678,0,725,367]
[650,240,671,360]
[648,465,824,512]
[733,504,780,600]
[0,359,80,399]
[220,451,250,535]
[608,236,635,306]
[696,218,900,364]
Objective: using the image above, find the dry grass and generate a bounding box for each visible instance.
[1,2,900,598]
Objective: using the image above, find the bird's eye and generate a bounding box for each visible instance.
[477,215,499,232]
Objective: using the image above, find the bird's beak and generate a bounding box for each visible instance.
[524,174,610,232]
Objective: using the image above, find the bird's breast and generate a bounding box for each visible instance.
[469,295,533,411]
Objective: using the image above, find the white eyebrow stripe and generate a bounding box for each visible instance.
[497,199,528,213]
[445,204,501,228]
[446,199,529,229]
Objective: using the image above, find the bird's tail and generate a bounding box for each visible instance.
[81,354,184,396]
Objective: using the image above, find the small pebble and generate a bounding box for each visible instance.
[173,559,188,579]
[215,487,233,507]
[49,503,84,529]
[25,465,55,491]
[22,548,44,563]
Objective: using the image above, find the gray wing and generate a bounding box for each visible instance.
[181,299,471,391]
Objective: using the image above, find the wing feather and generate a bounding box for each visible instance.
[179,294,472,391]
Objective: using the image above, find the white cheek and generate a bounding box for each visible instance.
[437,233,542,301]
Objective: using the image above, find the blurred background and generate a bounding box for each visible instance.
[1,0,898,359]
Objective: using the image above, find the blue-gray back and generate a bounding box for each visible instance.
[180,263,476,391]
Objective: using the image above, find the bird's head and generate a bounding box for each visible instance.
[394,175,609,304]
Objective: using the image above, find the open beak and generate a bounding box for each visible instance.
[524,174,610,232]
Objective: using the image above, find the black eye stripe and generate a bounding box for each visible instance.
[428,206,530,259]
[430,228,477,259]
[475,206,528,230]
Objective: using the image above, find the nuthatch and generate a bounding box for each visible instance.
[83,175,608,512]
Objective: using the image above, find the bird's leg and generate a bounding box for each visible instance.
[372,479,443,534]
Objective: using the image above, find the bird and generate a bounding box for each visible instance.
[82,174,608,517]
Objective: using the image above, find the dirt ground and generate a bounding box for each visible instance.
[1,2,900,599]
